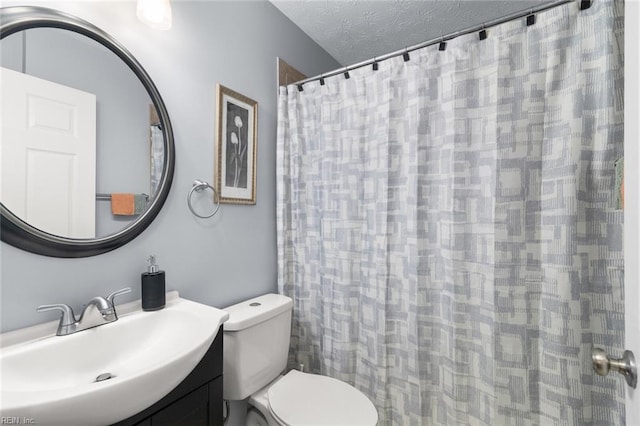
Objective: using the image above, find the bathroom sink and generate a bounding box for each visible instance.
[0,292,229,426]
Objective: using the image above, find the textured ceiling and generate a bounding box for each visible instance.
[270,0,548,66]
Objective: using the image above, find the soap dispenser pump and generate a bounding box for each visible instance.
[141,255,166,311]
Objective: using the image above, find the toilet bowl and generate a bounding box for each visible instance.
[222,294,378,426]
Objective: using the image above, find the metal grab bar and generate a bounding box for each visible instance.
[96,193,149,200]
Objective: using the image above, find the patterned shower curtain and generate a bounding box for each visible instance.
[276,1,624,424]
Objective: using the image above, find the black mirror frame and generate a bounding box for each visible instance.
[0,6,175,258]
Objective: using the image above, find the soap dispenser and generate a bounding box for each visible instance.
[141,255,166,311]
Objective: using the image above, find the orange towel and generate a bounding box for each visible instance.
[111,193,135,215]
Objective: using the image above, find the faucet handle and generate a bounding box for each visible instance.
[106,287,132,307]
[36,304,76,326]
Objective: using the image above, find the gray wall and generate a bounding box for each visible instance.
[0,1,339,333]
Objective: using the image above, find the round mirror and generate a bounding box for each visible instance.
[0,6,175,257]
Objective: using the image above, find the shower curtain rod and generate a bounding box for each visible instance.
[296,0,588,87]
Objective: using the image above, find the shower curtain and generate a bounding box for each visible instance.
[276,1,624,424]
[150,124,164,196]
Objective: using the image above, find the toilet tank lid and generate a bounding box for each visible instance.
[223,294,293,331]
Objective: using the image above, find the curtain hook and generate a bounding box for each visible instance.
[372,57,379,71]
[479,24,488,41]
[319,73,325,86]
[343,66,350,80]
[402,47,410,62]
[526,7,536,26]
[438,35,447,51]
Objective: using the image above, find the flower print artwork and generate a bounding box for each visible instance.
[215,84,258,204]
[225,104,249,189]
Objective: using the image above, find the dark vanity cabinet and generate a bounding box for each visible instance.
[113,327,223,426]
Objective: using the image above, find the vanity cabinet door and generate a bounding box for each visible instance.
[149,376,223,426]
[152,384,209,426]
[208,376,223,425]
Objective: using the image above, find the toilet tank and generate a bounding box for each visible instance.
[222,293,293,400]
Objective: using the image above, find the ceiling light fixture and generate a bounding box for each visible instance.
[137,0,173,30]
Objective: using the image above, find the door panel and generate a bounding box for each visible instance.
[1,66,96,238]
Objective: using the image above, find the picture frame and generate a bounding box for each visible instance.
[215,84,258,204]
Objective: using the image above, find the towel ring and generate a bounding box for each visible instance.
[187,180,220,218]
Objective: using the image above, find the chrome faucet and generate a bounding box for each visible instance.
[36,288,132,336]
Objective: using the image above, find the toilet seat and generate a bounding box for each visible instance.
[266,370,378,426]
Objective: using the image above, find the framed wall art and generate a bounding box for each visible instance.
[215,84,258,204]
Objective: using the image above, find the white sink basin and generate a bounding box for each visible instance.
[0,292,229,425]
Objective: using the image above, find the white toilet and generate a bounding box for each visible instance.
[223,293,378,426]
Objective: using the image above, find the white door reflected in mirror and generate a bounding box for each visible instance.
[1,66,96,238]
